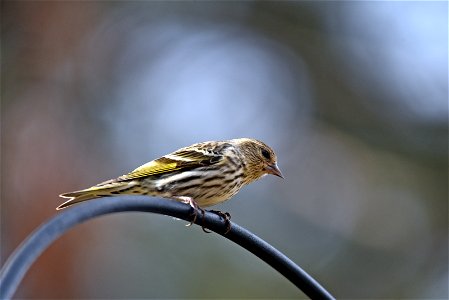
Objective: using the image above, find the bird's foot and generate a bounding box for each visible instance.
[175,196,208,231]
[208,210,232,234]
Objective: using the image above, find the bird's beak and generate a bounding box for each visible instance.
[265,163,284,179]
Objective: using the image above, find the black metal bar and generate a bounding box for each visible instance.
[0,196,334,299]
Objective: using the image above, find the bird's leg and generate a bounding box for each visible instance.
[208,210,232,234]
[174,196,207,230]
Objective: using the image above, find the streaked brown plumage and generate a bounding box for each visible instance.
[57,138,283,210]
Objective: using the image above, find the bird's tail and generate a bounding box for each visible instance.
[57,180,138,210]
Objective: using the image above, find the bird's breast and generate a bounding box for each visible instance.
[151,167,244,207]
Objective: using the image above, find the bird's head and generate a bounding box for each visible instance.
[230,138,283,184]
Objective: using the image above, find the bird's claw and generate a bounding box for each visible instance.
[174,196,200,227]
[175,197,230,233]
[208,210,232,234]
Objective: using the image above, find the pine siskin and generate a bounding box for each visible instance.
[57,138,283,212]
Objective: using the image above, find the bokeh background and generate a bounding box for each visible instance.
[2,1,447,298]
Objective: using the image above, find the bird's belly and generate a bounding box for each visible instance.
[194,188,240,207]
[148,170,243,208]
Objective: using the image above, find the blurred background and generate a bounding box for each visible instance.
[2,1,447,298]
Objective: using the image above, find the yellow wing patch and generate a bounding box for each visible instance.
[119,159,179,180]
[117,149,222,181]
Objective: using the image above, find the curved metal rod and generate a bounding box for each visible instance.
[0,196,334,299]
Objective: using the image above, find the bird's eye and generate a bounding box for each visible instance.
[261,148,271,160]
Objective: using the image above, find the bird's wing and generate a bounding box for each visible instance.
[117,147,223,181]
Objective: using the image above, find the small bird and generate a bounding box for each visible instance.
[57,138,283,220]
